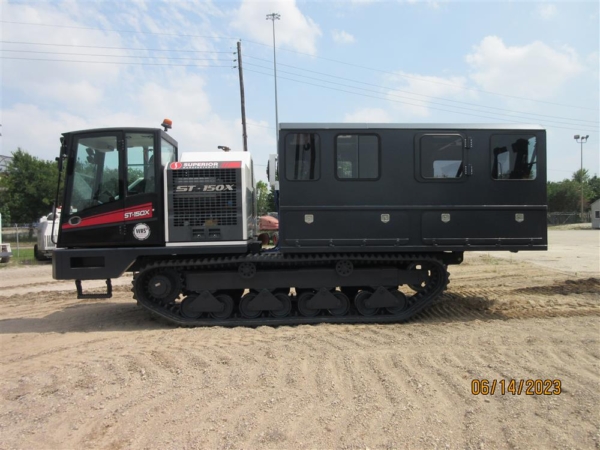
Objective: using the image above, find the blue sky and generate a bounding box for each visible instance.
[1,0,598,182]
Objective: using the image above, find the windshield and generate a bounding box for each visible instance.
[69,135,120,214]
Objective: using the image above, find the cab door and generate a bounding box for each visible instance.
[122,131,162,245]
[60,131,126,247]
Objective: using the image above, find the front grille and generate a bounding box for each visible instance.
[171,168,238,227]
[45,235,56,249]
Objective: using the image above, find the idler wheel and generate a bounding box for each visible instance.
[297,292,319,317]
[146,269,181,304]
[385,290,408,315]
[407,262,432,292]
[239,292,261,319]
[354,290,378,316]
[328,292,350,317]
[270,293,292,318]
[211,294,234,320]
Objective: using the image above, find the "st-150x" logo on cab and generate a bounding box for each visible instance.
[124,209,151,219]
[176,184,235,192]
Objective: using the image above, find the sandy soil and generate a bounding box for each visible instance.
[1,230,599,449]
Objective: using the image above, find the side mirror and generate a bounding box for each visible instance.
[60,136,68,157]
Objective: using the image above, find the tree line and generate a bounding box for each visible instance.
[548,169,600,213]
[0,148,598,225]
[0,149,60,225]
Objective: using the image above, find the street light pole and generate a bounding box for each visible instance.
[266,12,280,144]
[573,134,589,222]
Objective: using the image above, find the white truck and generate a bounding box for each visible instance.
[34,208,61,261]
[0,213,11,263]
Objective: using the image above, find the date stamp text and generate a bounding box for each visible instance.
[471,379,561,395]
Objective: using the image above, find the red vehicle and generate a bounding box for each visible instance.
[257,215,278,246]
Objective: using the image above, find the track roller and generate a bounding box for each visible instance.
[239,289,291,319]
[298,288,350,317]
[180,291,234,320]
[355,286,408,316]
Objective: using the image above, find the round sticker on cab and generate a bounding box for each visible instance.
[133,223,151,240]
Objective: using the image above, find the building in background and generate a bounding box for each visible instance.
[591,199,600,229]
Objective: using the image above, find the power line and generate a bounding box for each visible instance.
[244,67,597,133]
[245,55,598,126]
[1,57,234,68]
[247,123,275,130]
[0,20,234,41]
[0,40,235,54]
[1,49,235,62]
[3,36,595,125]
[242,41,597,112]
[0,41,596,126]
[4,38,595,126]
[3,20,596,112]
[244,63,598,130]
[4,46,593,129]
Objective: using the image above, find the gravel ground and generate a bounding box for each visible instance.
[0,229,598,449]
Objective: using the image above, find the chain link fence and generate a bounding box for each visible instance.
[547,212,590,226]
[1,225,38,243]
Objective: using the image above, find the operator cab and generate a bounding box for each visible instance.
[58,125,177,248]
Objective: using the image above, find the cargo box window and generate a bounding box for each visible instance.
[285,133,320,181]
[491,135,537,180]
[420,134,464,179]
[336,134,380,180]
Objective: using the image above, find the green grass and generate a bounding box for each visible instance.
[0,247,49,268]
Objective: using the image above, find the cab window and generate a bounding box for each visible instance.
[70,135,120,213]
[161,138,176,168]
[126,133,155,195]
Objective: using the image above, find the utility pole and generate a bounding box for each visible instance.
[573,134,589,222]
[266,12,280,143]
[237,41,248,152]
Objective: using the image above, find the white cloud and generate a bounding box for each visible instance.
[2,104,92,160]
[229,0,322,55]
[0,1,271,166]
[384,72,471,117]
[135,74,213,122]
[1,3,128,113]
[332,29,355,45]
[466,36,584,100]
[536,4,558,20]
[343,108,392,123]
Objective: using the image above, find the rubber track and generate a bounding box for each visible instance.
[132,252,449,327]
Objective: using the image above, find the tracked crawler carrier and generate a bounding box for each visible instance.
[53,123,547,326]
